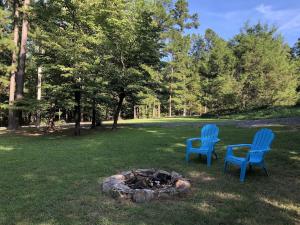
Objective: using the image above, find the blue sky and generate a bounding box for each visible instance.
[187,0,300,46]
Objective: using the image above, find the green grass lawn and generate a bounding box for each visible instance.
[103,106,300,126]
[0,125,299,225]
[103,117,227,125]
[221,106,300,120]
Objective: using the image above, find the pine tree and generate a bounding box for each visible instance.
[292,38,300,104]
[197,29,238,114]
[163,0,199,116]
[232,23,298,108]
[7,0,19,130]
[0,5,14,118]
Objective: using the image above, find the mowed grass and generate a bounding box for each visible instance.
[103,117,227,125]
[221,106,300,120]
[0,125,299,225]
[103,106,300,125]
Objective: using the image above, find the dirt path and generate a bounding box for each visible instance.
[235,117,300,128]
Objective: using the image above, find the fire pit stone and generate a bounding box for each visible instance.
[102,169,191,203]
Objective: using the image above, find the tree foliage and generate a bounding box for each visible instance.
[0,0,299,130]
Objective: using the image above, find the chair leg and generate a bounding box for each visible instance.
[185,152,190,162]
[224,161,228,173]
[249,165,253,172]
[207,153,212,167]
[240,163,247,182]
[213,152,218,160]
[262,163,269,176]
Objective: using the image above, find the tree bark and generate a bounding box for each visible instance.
[15,0,30,127]
[36,66,42,128]
[112,92,125,130]
[133,105,137,119]
[158,104,161,118]
[152,104,155,118]
[168,94,172,117]
[183,103,187,117]
[91,97,96,128]
[8,0,19,130]
[168,66,173,117]
[74,89,81,136]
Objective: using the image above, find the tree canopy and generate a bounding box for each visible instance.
[0,0,299,131]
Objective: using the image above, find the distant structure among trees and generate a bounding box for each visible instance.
[134,103,161,119]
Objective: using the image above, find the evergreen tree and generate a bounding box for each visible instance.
[197,29,238,113]
[163,0,199,116]
[292,38,300,104]
[0,5,14,123]
[0,7,14,84]
[232,23,298,108]
[7,0,20,130]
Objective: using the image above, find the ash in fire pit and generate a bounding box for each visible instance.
[102,169,191,203]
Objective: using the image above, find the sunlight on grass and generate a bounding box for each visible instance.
[175,143,185,147]
[23,173,36,180]
[0,145,14,151]
[213,192,242,201]
[103,117,227,125]
[290,156,300,162]
[188,171,216,181]
[289,151,300,162]
[195,202,216,213]
[260,197,300,214]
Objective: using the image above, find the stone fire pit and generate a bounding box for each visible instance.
[102,169,191,203]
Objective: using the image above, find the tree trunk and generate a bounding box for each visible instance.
[168,94,172,117]
[112,93,125,130]
[58,108,61,121]
[183,103,187,117]
[133,105,137,119]
[8,0,19,130]
[15,0,30,127]
[152,104,155,118]
[36,66,42,128]
[74,89,81,136]
[168,66,173,117]
[158,104,161,118]
[91,97,96,128]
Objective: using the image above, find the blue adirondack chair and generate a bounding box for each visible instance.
[186,124,220,167]
[224,128,275,182]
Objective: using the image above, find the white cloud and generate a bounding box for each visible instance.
[255,4,300,31]
[256,4,272,14]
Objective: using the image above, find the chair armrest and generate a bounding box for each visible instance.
[226,144,252,157]
[186,138,201,142]
[186,138,201,149]
[249,149,270,153]
[201,137,220,143]
[227,144,252,149]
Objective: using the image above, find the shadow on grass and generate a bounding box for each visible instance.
[0,126,299,225]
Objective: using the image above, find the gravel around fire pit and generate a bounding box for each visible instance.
[102,169,191,203]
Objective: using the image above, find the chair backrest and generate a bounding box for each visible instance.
[201,124,219,142]
[251,128,275,151]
